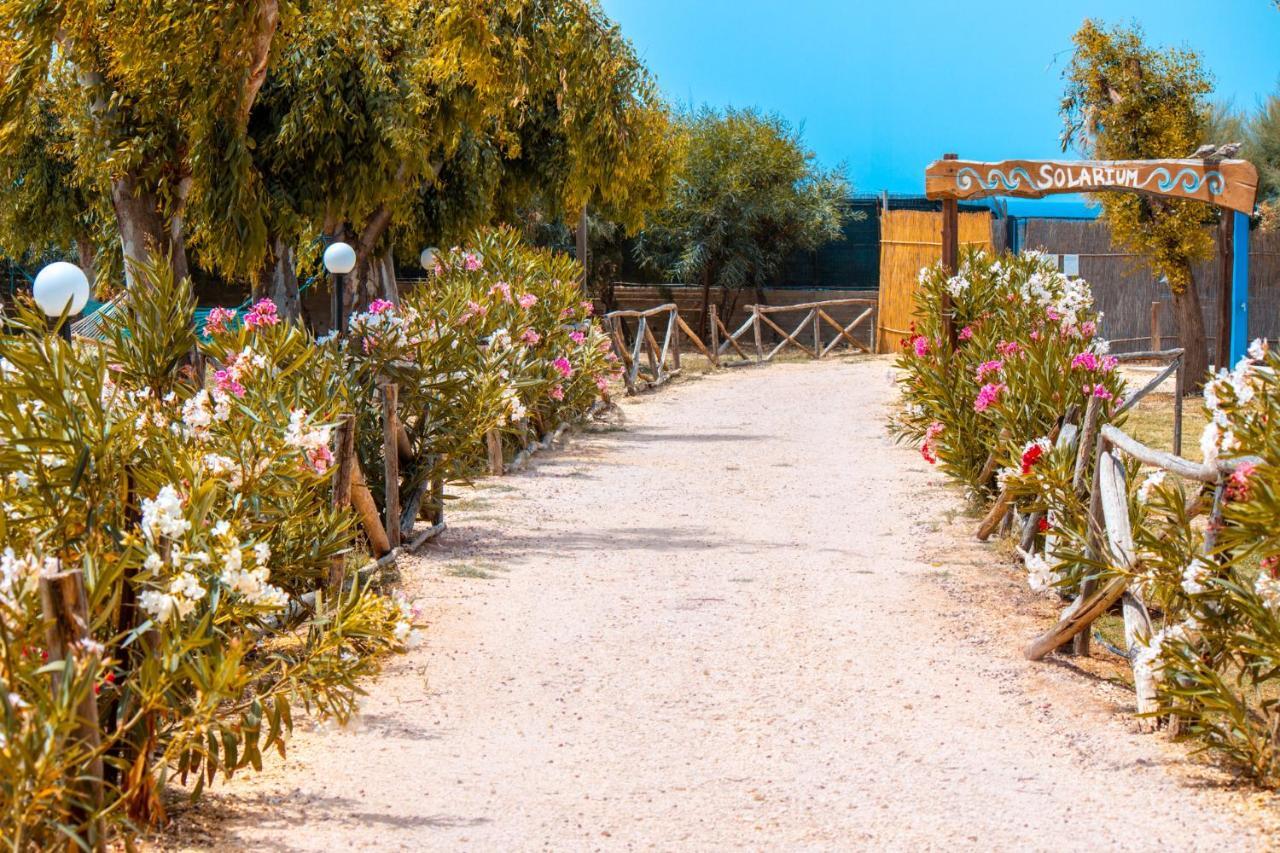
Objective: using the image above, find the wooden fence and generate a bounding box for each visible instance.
[602,297,876,395]
[877,208,994,353]
[1018,218,1280,357]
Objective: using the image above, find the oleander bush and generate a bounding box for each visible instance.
[895,247,1280,784]
[0,228,614,846]
[1129,342,1280,783]
[891,248,1123,590]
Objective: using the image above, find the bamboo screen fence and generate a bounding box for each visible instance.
[876,209,993,353]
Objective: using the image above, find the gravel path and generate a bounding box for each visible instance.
[171,357,1275,851]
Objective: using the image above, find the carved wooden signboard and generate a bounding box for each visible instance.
[925,158,1258,214]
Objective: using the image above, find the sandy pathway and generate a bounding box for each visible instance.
[170,357,1274,851]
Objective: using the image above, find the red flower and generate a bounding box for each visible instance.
[1038,517,1049,533]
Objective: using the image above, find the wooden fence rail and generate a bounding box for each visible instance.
[605,298,876,395]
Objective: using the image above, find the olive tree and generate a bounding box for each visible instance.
[634,107,848,336]
[1060,20,1217,383]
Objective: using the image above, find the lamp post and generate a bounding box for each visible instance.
[419,247,438,275]
[33,262,90,342]
[323,241,357,335]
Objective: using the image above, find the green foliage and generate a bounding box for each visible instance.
[0,261,416,846]
[1132,343,1280,783]
[634,107,848,294]
[342,227,616,508]
[892,249,1122,497]
[1060,19,1215,293]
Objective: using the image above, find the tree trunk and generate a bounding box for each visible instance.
[345,205,396,314]
[255,236,301,321]
[75,235,97,291]
[111,173,189,287]
[1170,267,1209,390]
[378,249,399,304]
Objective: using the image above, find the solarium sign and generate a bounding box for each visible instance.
[924,157,1258,214]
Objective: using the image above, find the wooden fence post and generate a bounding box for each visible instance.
[486,428,504,476]
[708,305,721,367]
[39,569,104,843]
[811,309,821,359]
[427,472,445,526]
[329,413,356,589]
[1150,301,1162,351]
[747,303,757,361]
[940,152,960,349]
[670,308,682,371]
[382,383,401,549]
[1174,355,1185,457]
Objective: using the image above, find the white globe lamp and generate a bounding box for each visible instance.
[323,241,357,275]
[420,247,438,271]
[33,262,90,341]
[33,262,90,317]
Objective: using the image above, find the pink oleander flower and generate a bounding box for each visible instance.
[1071,351,1100,371]
[490,281,512,302]
[921,421,944,465]
[1079,320,1097,338]
[605,352,619,363]
[974,382,1005,412]
[580,300,595,316]
[1029,330,1042,341]
[958,326,974,341]
[463,252,483,271]
[552,357,573,378]
[996,340,1021,357]
[521,328,541,345]
[1263,555,1280,577]
[518,293,538,309]
[561,307,575,319]
[1083,383,1113,400]
[975,359,1003,380]
[307,444,334,474]
[1102,355,1118,372]
[1227,461,1256,502]
[549,384,565,401]
[203,306,237,337]
[912,336,929,358]
[244,299,280,329]
[459,300,486,323]
[594,375,609,393]
[368,298,396,315]
[1046,307,1061,322]
[569,330,586,344]
[214,369,245,397]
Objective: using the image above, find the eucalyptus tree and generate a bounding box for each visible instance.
[0,1,283,287]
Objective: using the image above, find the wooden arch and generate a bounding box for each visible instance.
[924,155,1259,363]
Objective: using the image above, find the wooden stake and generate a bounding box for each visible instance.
[811,309,821,358]
[353,462,392,557]
[486,428,504,476]
[382,384,401,549]
[940,152,960,349]
[1150,301,1162,351]
[329,413,357,589]
[752,307,764,362]
[39,569,104,842]
[708,305,721,366]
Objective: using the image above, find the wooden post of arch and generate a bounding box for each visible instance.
[925,156,1259,363]
[939,153,959,349]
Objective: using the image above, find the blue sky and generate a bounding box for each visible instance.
[601,0,1280,212]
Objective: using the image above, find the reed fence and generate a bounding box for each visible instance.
[877,209,994,353]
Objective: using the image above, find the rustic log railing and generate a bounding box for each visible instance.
[976,347,1186,542]
[604,298,876,394]
[1021,420,1260,729]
